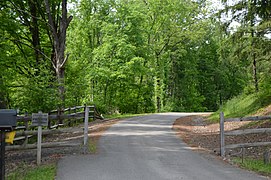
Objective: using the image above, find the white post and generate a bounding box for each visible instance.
[37,125,42,165]
[220,112,225,157]
[83,106,89,154]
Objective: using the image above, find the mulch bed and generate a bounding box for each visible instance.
[173,115,271,159]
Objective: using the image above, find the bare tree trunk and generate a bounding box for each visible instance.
[44,0,73,123]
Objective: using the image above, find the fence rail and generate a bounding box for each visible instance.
[225,128,271,136]
[6,142,80,151]
[220,112,271,157]
[6,105,103,151]
[225,116,271,122]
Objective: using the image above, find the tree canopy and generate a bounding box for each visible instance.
[1,0,270,114]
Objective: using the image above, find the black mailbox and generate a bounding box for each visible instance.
[0,109,17,131]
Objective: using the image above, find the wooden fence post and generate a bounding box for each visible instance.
[74,107,77,125]
[57,108,64,126]
[37,125,42,165]
[220,112,225,157]
[264,149,270,164]
[23,112,29,145]
[83,105,89,154]
[68,107,71,127]
[0,131,6,180]
[93,104,96,121]
[47,111,51,129]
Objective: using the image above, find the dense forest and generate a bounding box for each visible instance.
[0,0,270,114]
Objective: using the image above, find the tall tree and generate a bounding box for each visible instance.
[44,0,73,116]
[220,0,271,92]
[65,0,253,114]
[0,0,73,113]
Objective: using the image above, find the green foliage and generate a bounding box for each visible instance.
[66,0,234,114]
[219,0,271,93]
[2,0,269,115]
[0,0,65,113]
[11,63,58,113]
[208,0,271,121]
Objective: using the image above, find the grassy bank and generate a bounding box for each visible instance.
[209,92,271,122]
[208,91,271,177]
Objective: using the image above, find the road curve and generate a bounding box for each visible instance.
[56,113,268,180]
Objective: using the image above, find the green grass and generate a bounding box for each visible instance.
[233,157,271,176]
[7,163,56,180]
[88,140,97,153]
[209,93,268,122]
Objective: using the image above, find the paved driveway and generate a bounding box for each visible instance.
[56,113,268,180]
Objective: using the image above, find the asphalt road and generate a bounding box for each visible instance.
[56,113,268,180]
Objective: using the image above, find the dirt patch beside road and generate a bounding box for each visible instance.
[173,116,271,158]
[172,116,249,154]
[173,115,271,178]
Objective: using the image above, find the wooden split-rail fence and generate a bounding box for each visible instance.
[6,105,103,151]
[220,112,271,162]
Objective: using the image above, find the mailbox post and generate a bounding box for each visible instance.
[0,109,17,180]
[0,131,5,180]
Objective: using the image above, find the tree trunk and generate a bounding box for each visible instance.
[264,150,270,164]
[104,80,109,105]
[44,0,73,124]
[250,0,258,92]
[135,75,144,114]
[251,26,258,92]
[0,76,7,109]
[252,51,258,92]
[28,0,42,65]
